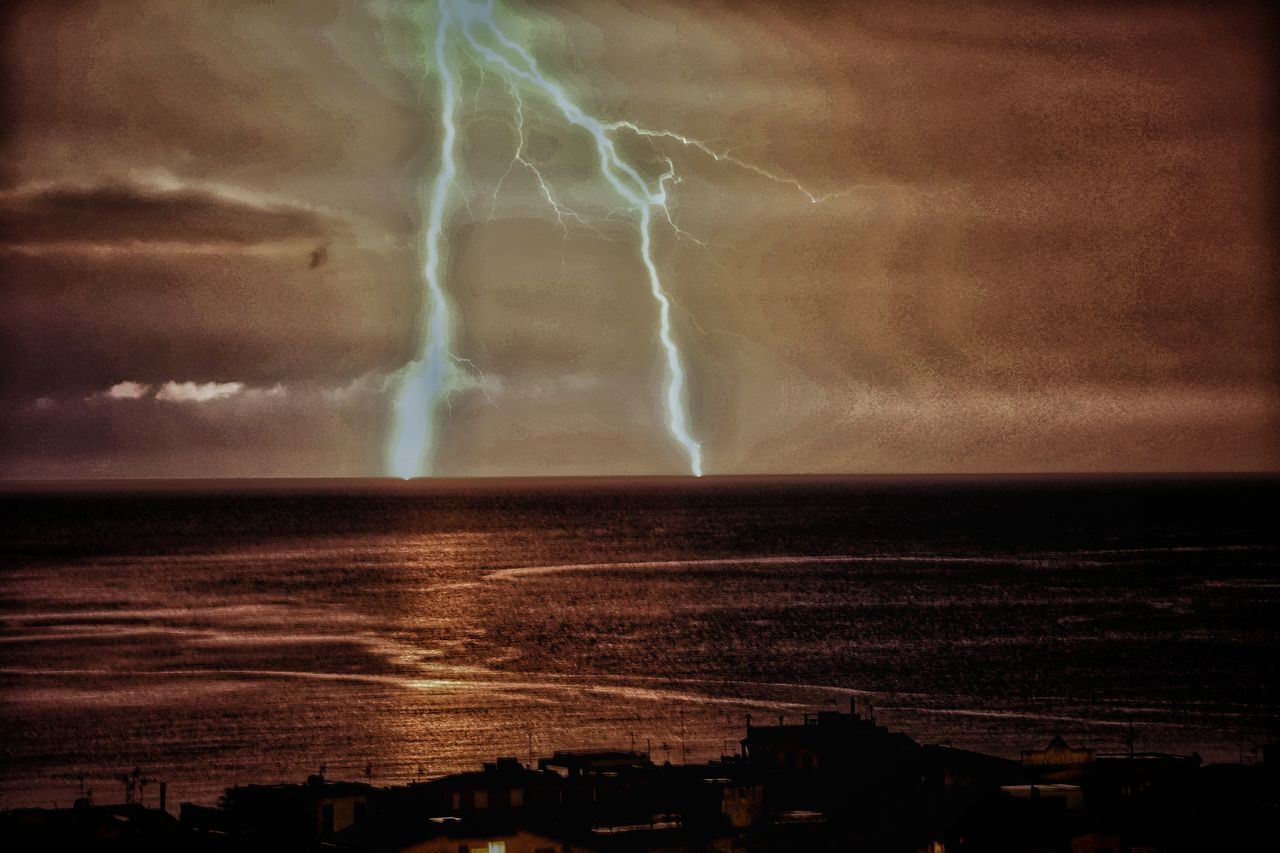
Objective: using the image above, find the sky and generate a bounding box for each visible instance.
[1,0,1276,478]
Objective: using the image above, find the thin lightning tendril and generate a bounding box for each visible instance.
[387,0,828,478]
[604,121,842,205]
[488,88,601,241]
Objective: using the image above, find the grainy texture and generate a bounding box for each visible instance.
[1,1,1276,476]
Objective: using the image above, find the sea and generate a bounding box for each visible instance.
[1,476,1276,810]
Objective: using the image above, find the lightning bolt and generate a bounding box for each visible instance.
[387,0,829,478]
[386,0,462,479]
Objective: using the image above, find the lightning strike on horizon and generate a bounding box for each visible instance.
[386,0,461,479]
[387,0,830,479]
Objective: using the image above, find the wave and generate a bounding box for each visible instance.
[481,552,1089,582]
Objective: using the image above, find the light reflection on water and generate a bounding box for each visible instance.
[1,479,1276,808]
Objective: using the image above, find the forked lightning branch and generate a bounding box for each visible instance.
[387,0,827,479]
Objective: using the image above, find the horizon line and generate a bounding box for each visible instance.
[1,471,1276,493]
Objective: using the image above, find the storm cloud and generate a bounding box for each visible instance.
[0,182,332,247]
[1,0,1275,477]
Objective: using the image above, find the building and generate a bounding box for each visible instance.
[398,824,574,853]
[1021,735,1095,782]
[191,774,375,843]
[412,758,564,818]
[740,708,921,776]
[1,801,190,852]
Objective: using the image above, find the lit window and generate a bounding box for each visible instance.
[510,787,524,807]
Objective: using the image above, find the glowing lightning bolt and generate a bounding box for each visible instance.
[388,0,829,478]
[387,0,462,479]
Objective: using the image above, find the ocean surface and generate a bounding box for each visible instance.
[1,476,1277,809]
